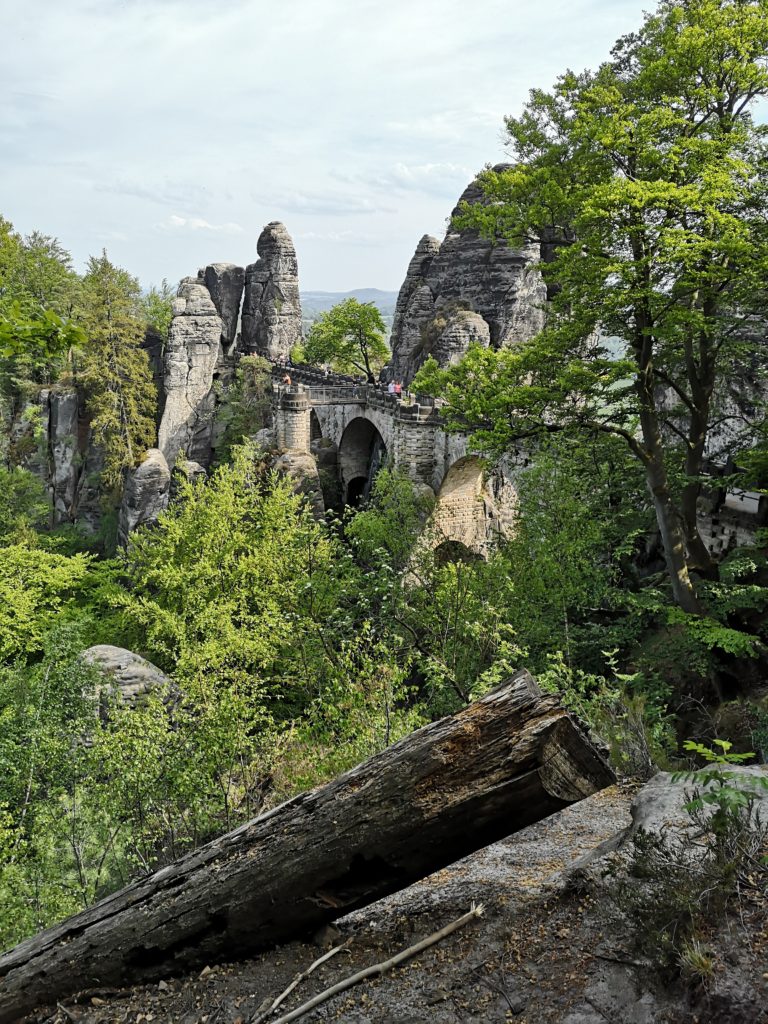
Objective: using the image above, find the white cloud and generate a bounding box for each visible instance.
[1,0,657,290]
[156,215,244,235]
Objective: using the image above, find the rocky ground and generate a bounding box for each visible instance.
[26,778,768,1024]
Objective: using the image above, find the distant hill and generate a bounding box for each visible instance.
[300,289,399,318]
[300,290,399,340]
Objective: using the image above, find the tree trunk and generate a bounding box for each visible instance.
[645,449,703,614]
[637,379,703,614]
[0,672,613,1024]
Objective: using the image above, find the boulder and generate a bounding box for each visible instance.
[169,457,208,501]
[273,449,325,518]
[627,765,768,840]
[434,310,491,366]
[242,222,303,361]
[118,448,171,545]
[253,426,277,451]
[81,645,169,707]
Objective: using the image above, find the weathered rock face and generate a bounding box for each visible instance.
[117,448,171,546]
[203,262,245,353]
[49,390,81,523]
[157,278,223,468]
[273,449,325,518]
[242,222,302,361]
[388,167,548,384]
[387,235,441,382]
[434,310,491,367]
[169,458,208,502]
[81,645,169,707]
[311,437,341,511]
[72,429,105,535]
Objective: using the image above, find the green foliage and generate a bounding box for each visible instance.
[117,443,353,716]
[304,298,389,382]
[0,303,85,367]
[0,623,105,945]
[77,252,157,492]
[0,221,80,319]
[140,279,174,339]
[216,355,272,461]
[0,220,84,463]
[496,434,651,669]
[0,544,93,663]
[539,651,674,778]
[414,0,768,613]
[0,467,48,542]
[674,739,768,849]
[345,468,433,570]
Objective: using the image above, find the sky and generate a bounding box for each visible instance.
[1,0,653,292]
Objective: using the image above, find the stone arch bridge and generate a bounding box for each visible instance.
[272,366,520,557]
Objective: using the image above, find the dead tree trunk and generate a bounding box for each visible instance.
[0,671,613,1023]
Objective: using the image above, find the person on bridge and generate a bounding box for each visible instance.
[387,380,395,396]
[282,372,292,387]
[394,381,402,398]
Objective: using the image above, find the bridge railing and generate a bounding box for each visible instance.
[270,362,447,422]
[302,385,368,404]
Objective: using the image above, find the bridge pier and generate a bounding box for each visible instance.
[275,387,311,452]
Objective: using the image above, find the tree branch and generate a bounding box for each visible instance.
[268,904,485,1024]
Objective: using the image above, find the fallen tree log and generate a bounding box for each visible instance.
[0,671,614,1023]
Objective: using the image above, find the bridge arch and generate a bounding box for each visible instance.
[338,416,388,507]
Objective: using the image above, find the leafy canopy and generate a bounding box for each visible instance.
[304,298,389,382]
[415,0,768,613]
[77,252,157,492]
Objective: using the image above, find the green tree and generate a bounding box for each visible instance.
[0,543,93,663]
[118,443,342,703]
[0,220,79,320]
[304,298,389,382]
[140,279,174,339]
[0,220,84,460]
[77,252,157,492]
[0,467,49,542]
[498,433,652,670]
[415,0,768,614]
[217,354,272,461]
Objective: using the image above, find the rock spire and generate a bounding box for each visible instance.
[387,166,547,384]
[242,222,303,361]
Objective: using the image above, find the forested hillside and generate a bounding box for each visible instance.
[1,2,768,1020]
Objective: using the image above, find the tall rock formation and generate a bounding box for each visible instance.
[242,222,302,361]
[157,277,223,468]
[203,262,245,355]
[49,390,81,523]
[117,448,171,546]
[388,166,547,384]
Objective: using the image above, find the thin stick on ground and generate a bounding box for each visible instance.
[270,903,486,1024]
[252,941,349,1023]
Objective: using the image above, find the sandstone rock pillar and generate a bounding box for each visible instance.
[242,222,303,361]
